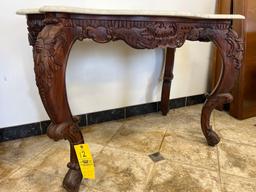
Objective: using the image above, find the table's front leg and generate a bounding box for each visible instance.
[200,29,243,146]
[33,21,84,192]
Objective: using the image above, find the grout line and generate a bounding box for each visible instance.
[104,123,124,146]
[220,138,256,148]
[144,163,156,189]
[158,129,168,152]
[219,171,256,182]
[92,144,106,159]
[103,144,151,158]
[217,145,223,192]
[160,152,219,172]
[0,159,23,183]
[213,110,223,192]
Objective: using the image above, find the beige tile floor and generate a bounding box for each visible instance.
[0,104,256,192]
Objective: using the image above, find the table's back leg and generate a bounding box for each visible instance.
[33,21,84,192]
[160,48,176,115]
[200,29,243,146]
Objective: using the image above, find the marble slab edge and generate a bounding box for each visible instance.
[16,5,245,20]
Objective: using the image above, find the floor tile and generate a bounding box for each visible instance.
[25,141,104,177]
[2,104,256,192]
[45,139,69,150]
[166,105,210,138]
[218,141,256,179]
[0,135,51,165]
[81,121,122,145]
[221,173,256,192]
[0,167,66,192]
[81,146,154,192]
[0,159,20,182]
[145,160,220,192]
[214,110,256,146]
[79,188,102,192]
[160,131,218,170]
[107,115,166,154]
[125,112,171,130]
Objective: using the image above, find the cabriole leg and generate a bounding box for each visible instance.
[33,19,84,192]
[200,29,243,146]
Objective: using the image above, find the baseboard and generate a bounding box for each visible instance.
[0,94,205,142]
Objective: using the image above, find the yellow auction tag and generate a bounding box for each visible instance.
[74,144,95,179]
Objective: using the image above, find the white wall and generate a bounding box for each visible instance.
[0,0,216,128]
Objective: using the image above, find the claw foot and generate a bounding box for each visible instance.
[63,169,82,192]
[206,130,220,146]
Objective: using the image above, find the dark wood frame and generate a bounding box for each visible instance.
[24,12,243,192]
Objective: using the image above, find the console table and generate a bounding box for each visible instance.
[17,6,244,192]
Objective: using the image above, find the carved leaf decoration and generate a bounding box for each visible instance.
[112,27,156,49]
[34,25,68,97]
[53,35,68,66]
[225,30,244,69]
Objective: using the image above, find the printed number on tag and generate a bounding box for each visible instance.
[74,144,95,179]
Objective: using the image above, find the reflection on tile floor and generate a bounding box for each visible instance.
[1,104,256,192]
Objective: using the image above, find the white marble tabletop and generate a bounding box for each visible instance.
[16,6,245,19]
